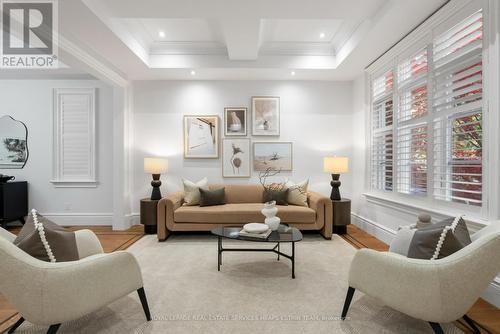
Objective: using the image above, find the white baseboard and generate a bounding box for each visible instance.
[482,277,500,308]
[351,212,396,245]
[41,213,113,226]
[351,212,500,308]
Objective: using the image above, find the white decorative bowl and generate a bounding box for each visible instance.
[243,223,269,234]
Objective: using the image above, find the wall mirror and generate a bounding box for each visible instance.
[0,115,29,169]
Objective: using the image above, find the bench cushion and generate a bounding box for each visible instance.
[174,203,316,224]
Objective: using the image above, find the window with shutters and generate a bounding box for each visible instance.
[52,88,97,187]
[371,70,394,191]
[369,8,484,210]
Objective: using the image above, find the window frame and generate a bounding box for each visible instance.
[365,0,495,221]
[51,87,97,188]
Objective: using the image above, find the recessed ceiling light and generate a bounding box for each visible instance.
[190,70,196,76]
[291,71,296,76]
[319,32,326,39]
[158,30,166,38]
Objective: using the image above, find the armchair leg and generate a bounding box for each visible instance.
[47,324,61,334]
[137,287,152,321]
[8,317,24,333]
[341,287,355,320]
[462,315,480,334]
[429,322,444,334]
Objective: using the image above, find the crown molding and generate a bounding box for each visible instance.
[150,41,227,55]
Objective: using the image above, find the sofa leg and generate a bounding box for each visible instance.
[462,315,480,334]
[8,317,24,333]
[341,287,355,320]
[46,324,61,334]
[137,287,152,321]
[428,322,444,334]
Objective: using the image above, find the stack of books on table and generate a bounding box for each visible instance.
[239,223,271,240]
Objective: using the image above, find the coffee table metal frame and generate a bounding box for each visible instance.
[214,226,301,279]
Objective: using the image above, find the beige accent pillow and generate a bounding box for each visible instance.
[285,179,309,207]
[182,177,209,206]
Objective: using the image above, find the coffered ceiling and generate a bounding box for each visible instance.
[6,0,448,81]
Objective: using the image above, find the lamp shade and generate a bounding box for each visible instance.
[324,156,349,174]
[144,158,168,174]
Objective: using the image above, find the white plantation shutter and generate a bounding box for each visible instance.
[371,132,393,191]
[432,10,483,206]
[52,88,96,187]
[396,48,429,195]
[369,7,485,210]
[396,124,428,195]
[371,70,394,191]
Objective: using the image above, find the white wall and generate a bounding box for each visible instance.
[132,80,353,213]
[0,79,114,225]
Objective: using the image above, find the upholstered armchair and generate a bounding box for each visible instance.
[341,222,500,334]
[0,227,151,334]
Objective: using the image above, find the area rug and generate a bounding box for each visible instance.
[14,234,463,333]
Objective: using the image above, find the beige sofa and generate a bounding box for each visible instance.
[157,184,332,241]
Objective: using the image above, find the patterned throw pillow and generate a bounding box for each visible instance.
[182,177,209,206]
[285,178,309,207]
[14,209,79,262]
[407,216,471,260]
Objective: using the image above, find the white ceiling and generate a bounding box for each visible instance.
[39,0,449,81]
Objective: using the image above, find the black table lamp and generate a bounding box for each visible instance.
[324,156,349,201]
[144,157,168,200]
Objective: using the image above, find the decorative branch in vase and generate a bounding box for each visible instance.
[258,168,306,231]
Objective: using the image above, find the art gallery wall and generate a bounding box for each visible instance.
[132,80,354,215]
[0,79,115,225]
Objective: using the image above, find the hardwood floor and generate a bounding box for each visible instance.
[341,225,500,334]
[1,224,498,333]
[0,225,145,334]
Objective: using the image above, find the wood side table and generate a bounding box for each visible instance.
[140,198,158,234]
[332,198,351,235]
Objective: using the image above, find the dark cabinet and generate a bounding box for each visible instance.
[0,181,28,227]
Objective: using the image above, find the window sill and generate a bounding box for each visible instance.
[50,180,98,188]
[362,192,491,231]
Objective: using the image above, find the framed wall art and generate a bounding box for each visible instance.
[252,96,280,136]
[222,138,250,178]
[224,107,247,136]
[183,115,219,158]
[253,142,292,171]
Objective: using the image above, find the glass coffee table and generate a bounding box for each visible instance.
[211,225,303,279]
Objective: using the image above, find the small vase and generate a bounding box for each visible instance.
[262,200,280,231]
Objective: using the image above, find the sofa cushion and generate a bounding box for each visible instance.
[174,203,316,224]
[263,188,289,205]
[183,177,209,206]
[209,184,264,203]
[285,178,309,207]
[199,187,226,207]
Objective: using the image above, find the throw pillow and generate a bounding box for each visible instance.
[182,177,209,206]
[199,187,226,207]
[389,226,417,256]
[263,188,289,206]
[14,210,79,262]
[407,216,472,260]
[284,178,309,207]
